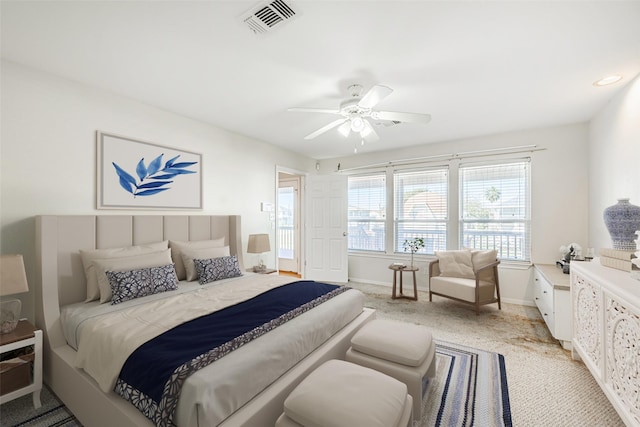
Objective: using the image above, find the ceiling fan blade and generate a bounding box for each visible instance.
[358,85,393,109]
[361,120,379,143]
[371,110,432,124]
[304,118,348,140]
[288,107,340,114]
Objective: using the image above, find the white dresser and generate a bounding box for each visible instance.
[571,260,640,426]
[533,264,572,349]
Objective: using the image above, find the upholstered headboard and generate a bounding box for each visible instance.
[35,215,243,350]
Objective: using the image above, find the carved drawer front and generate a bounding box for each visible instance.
[573,274,601,367]
[606,297,640,425]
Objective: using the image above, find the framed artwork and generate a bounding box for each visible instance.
[97,132,202,209]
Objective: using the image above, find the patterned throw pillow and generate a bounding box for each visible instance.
[106,264,179,305]
[194,255,242,285]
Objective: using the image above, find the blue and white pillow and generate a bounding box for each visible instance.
[106,264,178,305]
[194,255,242,285]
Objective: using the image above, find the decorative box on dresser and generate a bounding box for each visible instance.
[533,264,572,349]
[571,260,640,426]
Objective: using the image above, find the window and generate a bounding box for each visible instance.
[459,161,530,261]
[347,173,386,251]
[394,168,448,254]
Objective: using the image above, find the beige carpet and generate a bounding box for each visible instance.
[346,281,623,427]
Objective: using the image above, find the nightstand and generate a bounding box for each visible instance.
[246,268,278,274]
[0,320,42,408]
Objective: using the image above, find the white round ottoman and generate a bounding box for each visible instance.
[345,319,436,423]
[275,359,413,427]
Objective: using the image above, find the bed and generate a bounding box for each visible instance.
[34,215,374,427]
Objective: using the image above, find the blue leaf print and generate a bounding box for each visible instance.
[163,168,196,175]
[137,181,173,189]
[164,155,180,169]
[111,152,198,199]
[136,158,147,181]
[136,188,169,196]
[171,161,198,168]
[112,163,137,186]
[147,154,163,176]
[119,176,134,194]
[149,173,179,180]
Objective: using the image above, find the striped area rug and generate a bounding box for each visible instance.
[0,386,80,427]
[424,341,512,427]
[2,342,510,427]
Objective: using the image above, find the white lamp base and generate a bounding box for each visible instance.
[0,299,21,334]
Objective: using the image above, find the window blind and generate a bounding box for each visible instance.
[347,173,386,251]
[394,168,448,254]
[459,160,531,261]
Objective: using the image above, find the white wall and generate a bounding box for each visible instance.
[319,123,590,305]
[0,60,315,322]
[588,75,640,252]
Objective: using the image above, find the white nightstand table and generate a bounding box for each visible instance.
[0,320,42,408]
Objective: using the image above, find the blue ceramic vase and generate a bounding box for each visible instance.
[603,199,640,251]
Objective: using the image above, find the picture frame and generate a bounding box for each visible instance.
[97,131,202,210]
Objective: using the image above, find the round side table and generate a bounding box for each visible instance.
[388,264,419,301]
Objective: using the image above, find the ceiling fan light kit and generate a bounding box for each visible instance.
[288,83,432,148]
[350,116,365,132]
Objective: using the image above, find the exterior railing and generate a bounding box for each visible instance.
[278,225,294,259]
[347,222,527,260]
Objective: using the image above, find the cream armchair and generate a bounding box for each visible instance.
[428,249,501,315]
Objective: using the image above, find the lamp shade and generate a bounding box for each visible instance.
[0,254,29,296]
[247,234,270,254]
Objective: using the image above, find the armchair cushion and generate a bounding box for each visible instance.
[430,276,496,303]
[471,250,498,282]
[435,250,474,279]
[471,249,498,271]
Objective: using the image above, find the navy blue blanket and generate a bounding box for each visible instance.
[114,280,348,427]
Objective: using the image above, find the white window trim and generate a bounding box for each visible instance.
[346,156,532,262]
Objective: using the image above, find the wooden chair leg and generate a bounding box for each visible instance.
[494,265,502,310]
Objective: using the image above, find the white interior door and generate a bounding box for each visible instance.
[278,177,300,273]
[305,174,348,283]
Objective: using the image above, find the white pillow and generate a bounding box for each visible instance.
[93,249,173,303]
[471,249,498,271]
[80,241,168,302]
[435,250,475,279]
[181,246,230,281]
[169,238,225,280]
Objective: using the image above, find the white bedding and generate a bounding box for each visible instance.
[61,274,364,426]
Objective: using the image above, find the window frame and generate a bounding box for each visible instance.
[393,167,449,255]
[346,157,532,263]
[458,159,531,262]
[347,172,387,253]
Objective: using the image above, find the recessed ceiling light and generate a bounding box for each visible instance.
[593,75,623,86]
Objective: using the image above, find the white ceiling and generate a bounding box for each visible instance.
[2,1,639,159]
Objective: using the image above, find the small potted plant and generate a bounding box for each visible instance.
[403,237,425,268]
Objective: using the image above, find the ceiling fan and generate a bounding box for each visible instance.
[288,84,431,143]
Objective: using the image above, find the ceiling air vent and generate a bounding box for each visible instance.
[243,0,297,35]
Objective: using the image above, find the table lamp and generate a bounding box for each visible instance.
[247,234,270,272]
[0,254,29,334]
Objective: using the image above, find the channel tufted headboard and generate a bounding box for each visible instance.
[35,215,243,351]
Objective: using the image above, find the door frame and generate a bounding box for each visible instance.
[275,165,307,275]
